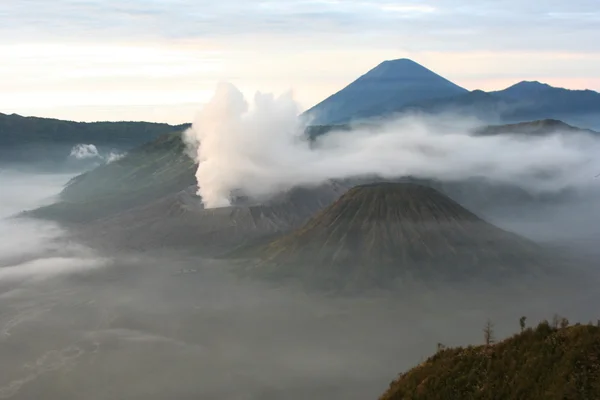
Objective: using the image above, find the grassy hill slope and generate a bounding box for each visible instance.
[380,322,600,400]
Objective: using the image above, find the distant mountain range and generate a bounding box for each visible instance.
[4,57,599,169]
[304,59,600,130]
[0,112,187,168]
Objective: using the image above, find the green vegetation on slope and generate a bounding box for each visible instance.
[380,321,600,400]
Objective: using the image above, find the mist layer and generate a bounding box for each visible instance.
[185,83,600,208]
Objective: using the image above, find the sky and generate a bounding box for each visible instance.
[1,0,599,124]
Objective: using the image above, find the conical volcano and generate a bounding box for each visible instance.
[303,58,467,124]
[249,182,554,290]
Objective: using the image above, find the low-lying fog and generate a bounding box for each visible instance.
[1,169,600,400]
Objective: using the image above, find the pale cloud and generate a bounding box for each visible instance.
[2,0,599,51]
[379,4,437,14]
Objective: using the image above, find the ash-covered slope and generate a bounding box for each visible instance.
[76,182,349,255]
[247,183,555,289]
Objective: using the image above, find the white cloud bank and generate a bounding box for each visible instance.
[186,83,600,208]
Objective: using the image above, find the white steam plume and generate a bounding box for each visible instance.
[70,144,126,164]
[185,83,600,208]
[70,144,100,159]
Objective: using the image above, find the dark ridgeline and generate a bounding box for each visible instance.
[0,112,187,166]
[0,112,188,148]
[491,80,600,119]
[475,118,597,136]
[246,182,557,291]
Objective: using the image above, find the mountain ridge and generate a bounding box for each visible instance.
[303,59,600,129]
[0,112,188,167]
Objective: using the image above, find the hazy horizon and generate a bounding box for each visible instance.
[2,0,600,124]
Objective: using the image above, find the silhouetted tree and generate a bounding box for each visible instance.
[519,316,527,332]
[484,319,495,346]
[560,317,569,329]
[437,343,446,353]
[552,314,560,329]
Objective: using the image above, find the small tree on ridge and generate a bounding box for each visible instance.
[484,319,495,346]
[519,316,527,332]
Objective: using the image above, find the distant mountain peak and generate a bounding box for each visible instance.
[357,58,452,81]
[366,58,424,72]
[304,58,467,125]
[381,58,418,64]
[377,58,420,67]
[507,80,554,90]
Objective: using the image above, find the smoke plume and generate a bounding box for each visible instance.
[186,83,600,208]
[70,144,125,164]
[70,144,101,160]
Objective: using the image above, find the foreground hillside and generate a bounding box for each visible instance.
[380,322,600,400]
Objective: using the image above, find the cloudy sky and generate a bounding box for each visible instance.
[1,0,599,123]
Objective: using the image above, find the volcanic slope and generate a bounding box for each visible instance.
[246,183,558,290]
[76,182,349,255]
